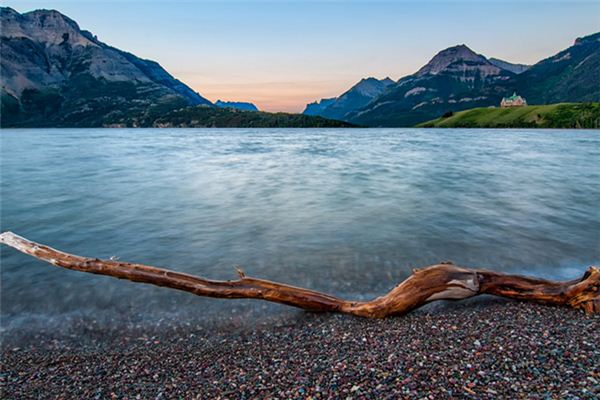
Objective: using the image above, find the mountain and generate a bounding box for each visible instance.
[508,32,600,104]
[412,44,498,76]
[1,7,212,127]
[215,100,259,112]
[489,58,530,74]
[339,34,598,126]
[303,97,336,116]
[302,77,395,121]
[347,45,514,126]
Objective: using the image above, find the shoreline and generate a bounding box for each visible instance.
[3,126,600,130]
[2,301,598,399]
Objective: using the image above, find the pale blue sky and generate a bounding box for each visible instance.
[4,0,599,111]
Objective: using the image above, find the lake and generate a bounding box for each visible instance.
[1,128,599,331]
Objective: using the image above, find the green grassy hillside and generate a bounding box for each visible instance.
[418,103,600,129]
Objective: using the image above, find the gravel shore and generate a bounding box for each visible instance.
[1,301,598,399]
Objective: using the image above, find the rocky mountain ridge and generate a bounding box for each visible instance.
[303,77,395,121]
[1,7,211,127]
[305,34,599,126]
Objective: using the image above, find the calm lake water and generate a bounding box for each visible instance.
[1,128,599,330]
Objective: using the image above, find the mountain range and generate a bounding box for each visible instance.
[304,34,600,126]
[1,7,599,128]
[1,7,348,128]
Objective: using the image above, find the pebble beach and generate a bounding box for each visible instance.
[2,300,598,399]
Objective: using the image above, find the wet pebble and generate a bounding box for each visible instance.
[1,302,598,399]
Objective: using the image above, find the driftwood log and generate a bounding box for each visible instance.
[1,231,598,317]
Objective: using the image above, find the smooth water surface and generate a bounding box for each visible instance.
[1,128,599,329]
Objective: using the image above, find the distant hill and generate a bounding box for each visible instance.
[304,32,600,127]
[153,106,355,128]
[488,58,530,74]
[303,97,337,117]
[303,77,395,121]
[1,7,213,127]
[418,103,600,129]
[215,100,259,112]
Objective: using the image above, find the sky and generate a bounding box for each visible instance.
[4,1,600,112]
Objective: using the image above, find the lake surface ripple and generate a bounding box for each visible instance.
[1,128,599,330]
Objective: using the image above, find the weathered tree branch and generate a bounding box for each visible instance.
[1,231,598,317]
